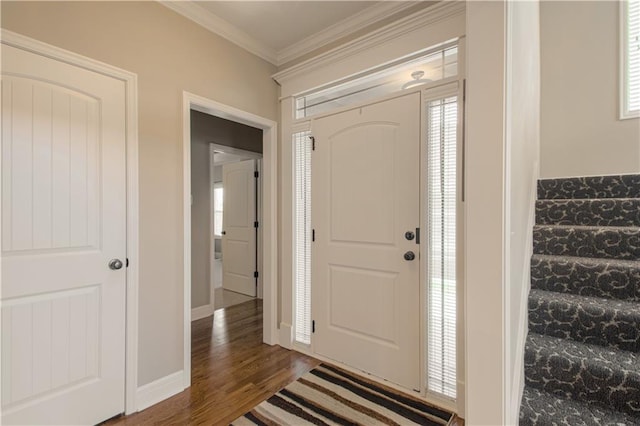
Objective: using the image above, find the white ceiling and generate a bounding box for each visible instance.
[197,1,377,52]
[161,1,417,65]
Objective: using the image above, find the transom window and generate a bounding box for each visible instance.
[295,43,458,119]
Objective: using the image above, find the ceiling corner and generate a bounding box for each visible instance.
[275,1,417,66]
[159,0,278,65]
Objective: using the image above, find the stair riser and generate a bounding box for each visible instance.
[538,175,640,200]
[528,297,640,352]
[533,226,640,260]
[524,345,640,417]
[536,199,640,227]
[531,256,640,301]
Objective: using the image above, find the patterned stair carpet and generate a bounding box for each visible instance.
[520,174,640,425]
[230,363,454,426]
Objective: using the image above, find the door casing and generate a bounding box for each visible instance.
[182,92,279,391]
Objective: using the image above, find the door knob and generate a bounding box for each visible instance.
[404,251,415,261]
[405,231,415,241]
[221,231,226,235]
[109,259,124,270]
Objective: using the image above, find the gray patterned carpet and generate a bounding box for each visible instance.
[520,174,640,425]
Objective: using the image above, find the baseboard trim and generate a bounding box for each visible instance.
[136,370,185,412]
[191,304,214,321]
[278,322,293,349]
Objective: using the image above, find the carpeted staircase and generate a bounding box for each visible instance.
[519,174,640,425]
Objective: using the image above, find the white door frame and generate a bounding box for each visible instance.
[182,92,278,387]
[0,30,140,415]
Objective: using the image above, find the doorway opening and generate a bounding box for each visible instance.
[182,92,278,389]
[210,144,263,311]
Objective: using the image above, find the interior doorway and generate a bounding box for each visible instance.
[210,144,263,310]
[182,92,278,389]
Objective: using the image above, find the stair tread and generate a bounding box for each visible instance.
[529,289,640,352]
[532,253,640,268]
[526,332,639,374]
[537,174,640,200]
[538,198,640,202]
[530,254,640,302]
[525,333,640,417]
[520,386,640,426]
[536,198,640,227]
[533,225,640,260]
[534,224,640,231]
[530,288,640,312]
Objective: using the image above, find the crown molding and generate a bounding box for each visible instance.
[273,1,465,86]
[159,1,278,65]
[276,2,418,66]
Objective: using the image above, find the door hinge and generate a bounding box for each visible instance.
[312,229,315,242]
[254,171,259,178]
[312,320,315,333]
[310,136,315,151]
[126,258,129,268]
[254,271,259,278]
[254,221,259,228]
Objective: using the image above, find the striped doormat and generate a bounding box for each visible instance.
[230,363,454,425]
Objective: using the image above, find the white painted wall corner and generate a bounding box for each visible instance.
[136,370,186,412]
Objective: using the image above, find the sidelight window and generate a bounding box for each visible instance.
[426,95,458,400]
[293,131,312,345]
[622,0,640,118]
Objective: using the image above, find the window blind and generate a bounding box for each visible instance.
[426,96,458,399]
[626,0,640,114]
[294,131,312,345]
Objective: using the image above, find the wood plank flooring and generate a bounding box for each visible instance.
[105,299,464,426]
[104,299,320,425]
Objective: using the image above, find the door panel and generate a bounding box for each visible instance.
[1,44,126,425]
[329,125,396,245]
[312,93,421,391]
[222,160,256,297]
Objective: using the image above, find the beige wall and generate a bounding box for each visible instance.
[190,137,211,310]
[540,1,640,178]
[1,1,278,387]
[505,1,540,423]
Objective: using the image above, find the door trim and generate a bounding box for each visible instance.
[0,30,140,415]
[182,92,278,388]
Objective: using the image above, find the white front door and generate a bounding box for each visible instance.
[1,44,127,424]
[222,159,257,297]
[312,93,421,391]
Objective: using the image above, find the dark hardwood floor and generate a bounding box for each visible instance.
[105,299,320,425]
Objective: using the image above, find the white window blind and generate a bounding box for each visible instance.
[624,0,640,116]
[426,96,458,399]
[294,131,312,345]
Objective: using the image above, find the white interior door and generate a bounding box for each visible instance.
[222,159,256,297]
[312,92,421,391]
[1,44,127,424]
